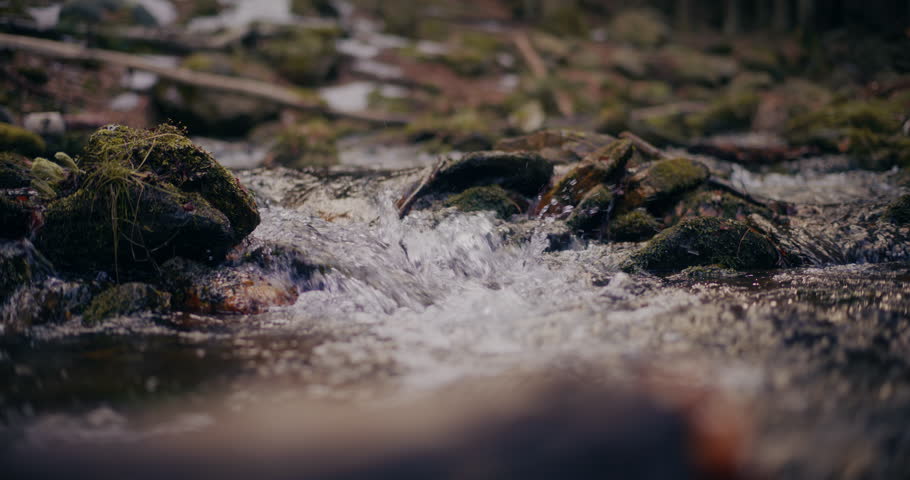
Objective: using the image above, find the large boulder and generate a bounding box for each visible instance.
[35,124,260,273]
[619,157,709,213]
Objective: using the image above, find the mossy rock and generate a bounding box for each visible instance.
[620,157,709,213]
[727,72,775,94]
[685,92,760,137]
[258,26,340,86]
[428,151,553,197]
[886,194,910,225]
[786,100,903,141]
[59,0,160,27]
[446,185,521,219]
[625,81,673,106]
[566,185,614,234]
[537,140,634,216]
[671,190,772,224]
[82,282,171,325]
[82,125,260,238]
[612,209,660,242]
[607,9,669,48]
[0,123,45,157]
[494,129,615,164]
[37,181,235,273]
[0,152,32,189]
[271,121,339,169]
[597,104,629,135]
[626,216,779,272]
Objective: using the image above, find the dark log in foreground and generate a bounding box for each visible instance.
[0,33,408,127]
[0,376,749,480]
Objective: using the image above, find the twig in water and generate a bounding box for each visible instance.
[396,157,446,219]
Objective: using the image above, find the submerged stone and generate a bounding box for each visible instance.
[0,123,45,157]
[611,209,660,242]
[566,185,614,234]
[627,216,779,272]
[82,282,171,325]
[428,151,553,197]
[620,157,709,213]
[446,185,521,219]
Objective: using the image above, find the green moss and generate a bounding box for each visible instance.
[82,282,171,325]
[620,158,709,213]
[0,123,45,157]
[0,152,32,188]
[446,185,521,219]
[83,124,259,238]
[566,185,613,233]
[597,104,629,135]
[626,216,778,272]
[612,209,659,241]
[787,100,902,140]
[653,46,738,87]
[624,81,672,106]
[886,194,910,225]
[685,92,760,136]
[271,121,339,169]
[672,190,771,223]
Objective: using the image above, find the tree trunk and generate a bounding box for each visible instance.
[724,0,741,34]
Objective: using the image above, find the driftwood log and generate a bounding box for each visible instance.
[0,32,408,127]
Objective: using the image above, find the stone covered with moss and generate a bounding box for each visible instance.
[0,123,45,157]
[671,190,772,223]
[36,124,259,273]
[606,9,669,48]
[620,157,709,213]
[446,185,521,219]
[0,152,32,188]
[612,209,660,242]
[626,216,779,272]
[650,46,738,87]
[82,282,171,325]
[0,240,52,304]
[685,92,760,136]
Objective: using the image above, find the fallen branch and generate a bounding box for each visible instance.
[512,31,574,117]
[619,131,668,159]
[0,32,408,127]
[396,157,446,218]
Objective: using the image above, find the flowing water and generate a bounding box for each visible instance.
[2,145,909,478]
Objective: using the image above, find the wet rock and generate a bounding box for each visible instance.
[752,79,833,133]
[611,209,660,242]
[670,190,772,224]
[270,121,339,170]
[161,257,299,315]
[596,104,629,136]
[627,102,704,146]
[619,157,709,213]
[537,139,634,216]
[0,240,52,304]
[446,185,522,219]
[425,151,553,197]
[1,278,92,332]
[0,122,45,157]
[609,46,650,78]
[606,9,669,48]
[566,184,613,234]
[626,216,779,272]
[153,54,282,137]
[258,26,340,86]
[498,219,574,252]
[494,129,615,164]
[886,194,910,225]
[35,125,259,273]
[59,0,161,27]
[82,282,171,325]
